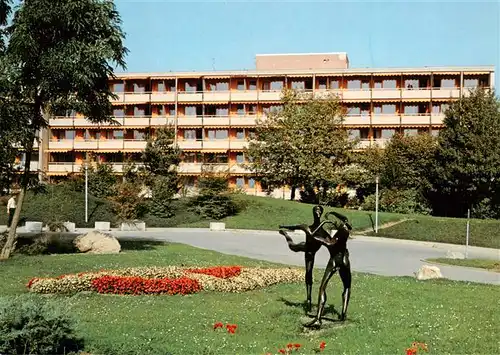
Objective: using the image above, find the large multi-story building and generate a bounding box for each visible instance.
[31,52,494,196]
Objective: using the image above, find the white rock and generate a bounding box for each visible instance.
[25,221,43,233]
[74,231,121,254]
[120,222,146,231]
[94,221,111,231]
[210,222,226,231]
[446,251,465,260]
[415,265,443,281]
[63,222,76,232]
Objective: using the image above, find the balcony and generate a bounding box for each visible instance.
[315,90,342,99]
[150,116,175,126]
[431,114,445,125]
[97,140,124,150]
[74,118,101,128]
[203,91,230,102]
[123,140,147,150]
[203,140,230,150]
[230,91,259,102]
[73,140,99,150]
[372,139,390,148]
[343,115,370,126]
[178,162,203,174]
[401,114,431,125]
[342,89,371,100]
[229,164,252,174]
[48,140,73,150]
[431,88,460,99]
[49,117,74,127]
[355,140,371,149]
[229,140,248,150]
[371,89,401,100]
[178,140,203,150]
[401,88,431,100]
[150,92,176,103]
[123,92,150,103]
[111,93,125,103]
[230,115,258,126]
[259,91,282,101]
[371,115,400,125]
[203,116,230,126]
[47,163,78,174]
[13,161,39,172]
[178,91,203,102]
[178,116,203,127]
[123,116,151,127]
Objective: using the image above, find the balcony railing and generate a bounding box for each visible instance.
[47,162,144,174]
[177,139,248,151]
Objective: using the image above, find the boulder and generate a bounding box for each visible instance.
[74,231,121,254]
[415,265,443,281]
[210,222,226,231]
[446,251,465,260]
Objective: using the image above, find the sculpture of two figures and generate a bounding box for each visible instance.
[279,206,352,329]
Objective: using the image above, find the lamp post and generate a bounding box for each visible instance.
[84,162,88,223]
[375,175,379,234]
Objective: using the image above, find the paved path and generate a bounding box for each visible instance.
[2,226,499,285]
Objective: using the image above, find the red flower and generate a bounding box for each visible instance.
[226,324,237,334]
[294,343,301,350]
[213,322,223,330]
[278,350,286,354]
[90,275,202,295]
[287,343,293,349]
[406,348,417,355]
[319,341,326,351]
[187,266,242,279]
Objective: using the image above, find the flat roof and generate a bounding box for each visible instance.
[255,52,348,57]
[111,66,495,79]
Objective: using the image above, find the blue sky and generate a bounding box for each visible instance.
[115,0,499,87]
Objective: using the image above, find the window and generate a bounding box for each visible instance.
[237,104,245,116]
[330,80,340,89]
[215,107,229,116]
[431,129,440,137]
[381,129,395,139]
[185,106,197,116]
[374,106,382,114]
[440,79,456,88]
[113,83,124,92]
[318,79,327,90]
[113,108,124,117]
[185,82,197,92]
[262,81,270,91]
[134,106,145,116]
[157,105,165,115]
[237,80,245,91]
[360,128,369,139]
[291,81,305,90]
[270,81,283,90]
[183,153,196,163]
[248,80,257,90]
[133,130,145,140]
[464,78,478,88]
[157,81,165,92]
[361,108,370,116]
[236,153,245,164]
[404,105,418,115]
[269,105,283,113]
[184,130,196,140]
[83,130,91,140]
[169,107,176,116]
[361,81,370,90]
[215,82,229,91]
[404,129,418,136]
[236,129,245,139]
[347,80,361,90]
[382,104,396,114]
[248,105,257,114]
[404,79,419,89]
[64,130,75,140]
[168,82,176,92]
[248,130,256,139]
[348,107,361,115]
[248,178,255,188]
[374,81,382,89]
[441,104,450,112]
[383,80,397,89]
[236,177,245,188]
[113,130,124,139]
[348,129,360,140]
[133,83,145,93]
[216,130,228,139]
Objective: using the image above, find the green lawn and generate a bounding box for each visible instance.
[1,241,498,355]
[426,258,500,272]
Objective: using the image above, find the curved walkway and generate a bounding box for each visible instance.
[111,228,499,285]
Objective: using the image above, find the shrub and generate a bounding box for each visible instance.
[362,189,432,215]
[149,175,177,218]
[0,295,84,355]
[108,181,146,222]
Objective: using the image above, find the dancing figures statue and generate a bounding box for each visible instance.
[278,205,331,312]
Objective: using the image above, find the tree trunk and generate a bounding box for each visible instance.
[290,185,296,201]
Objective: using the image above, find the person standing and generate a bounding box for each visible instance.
[7,194,17,228]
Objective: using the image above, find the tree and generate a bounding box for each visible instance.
[87,163,117,199]
[0,0,127,259]
[142,125,181,218]
[246,89,355,200]
[432,88,500,218]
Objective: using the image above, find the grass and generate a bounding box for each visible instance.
[366,216,500,249]
[426,258,500,272]
[1,242,498,355]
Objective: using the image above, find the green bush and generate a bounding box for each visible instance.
[362,188,432,215]
[0,295,84,354]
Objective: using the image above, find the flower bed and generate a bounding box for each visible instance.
[27,266,304,295]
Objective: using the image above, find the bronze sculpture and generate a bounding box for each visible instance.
[280,207,352,328]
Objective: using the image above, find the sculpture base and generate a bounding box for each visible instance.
[300,315,354,334]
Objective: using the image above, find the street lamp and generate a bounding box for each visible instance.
[375,175,379,234]
[84,161,89,223]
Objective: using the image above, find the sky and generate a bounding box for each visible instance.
[115,0,500,88]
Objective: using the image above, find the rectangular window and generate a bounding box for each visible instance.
[381,129,395,139]
[133,130,145,140]
[291,81,305,90]
[348,129,360,139]
[361,108,370,116]
[441,104,450,112]
[347,80,361,90]
[183,153,196,163]
[440,79,456,88]
[113,130,124,139]
[269,105,283,113]
[113,83,124,92]
[215,107,229,116]
[236,153,245,164]
[360,128,369,139]
[348,107,361,115]
[248,105,257,114]
[361,81,370,90]
[382,104,396,114]
[185,82,197,92]
[262,81,270,91]
[431,129,440,137]
[157,81,165,92]
[168,82,176,92]
[169,107,176,116]
[64,130,75,140]
[373,130,382,139]
[215,130,228,139]
[330,80,340,89]
[404,79,419,89]
[248,178,255,189]
[404,129,418,136]
[237,104,245,116]
[113,108,124,117]
[183,130,196,140]
[248,80,257,90]
[318,79,327,90]
[134,106,145,116]
[374,81,383,89]
[237,80,245,91]
[185,106,197,116]
[133,83,145,93]
[374,106,382,114]
[236,177,245,188]
[157,105,165,115]
[270,81,283,90]
[463,78,478,88]
[215,82,229,91]
[404,105,418,115]
[207,130,216,140]
[83,130,91,140]
[383,80,397,89]
[432,105,440,114]
[236,129,245,139]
